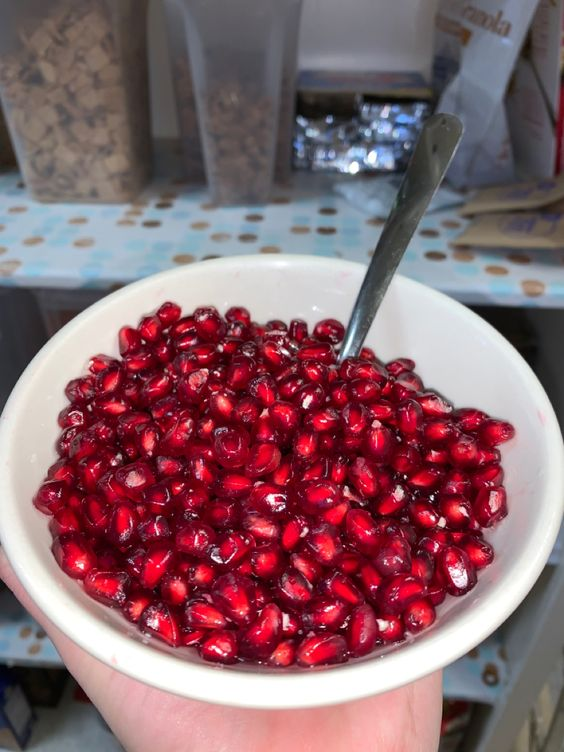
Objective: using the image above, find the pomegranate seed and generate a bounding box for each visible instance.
[187,561,216,589]
[138,315,162,343]
[297,342,335,365]
[349,378,381,404]
[208,532,252,569]
[156,301,181,325]
[118,326,142,355]
[374,535,412,576]
[438,546,477,595]
[268,639,296,667]
[114,462,156,501]
[84,569,130,606]
[386,358,415,376]
[203,499,240,529]
[226,355,256,391]
[416,392,453,417]
[193,306,226,343]
[378,574,426,614]
[347,603,378,656]
[306,523,342,564]
[185,600,228,630]
[439,495,472,529]
[140,601,181,646]
[289,552,322,584]
[391,444,421,474]
[49,507,82,537]
[322,571,364,605]
[212,426,250,469]
[375,482,411,516]
[473,486,508,527]
[215,473,252,499]
[297,479,341,514]
[240,603,282,658]
[479,419,515,446]
[320,498,350,526]
[245,443,281,477]
[313,318,345,344]
[52,533,97,579]
[330,380,349,408]
[300,359,329,384]
[376,615,404,642]
[303,597,350,632]
[364,421,395,461]
[160,574,189,606]
[226,306,251,325]
[281,516,309,551]
[427,581,446,606]
[346,509,380,554]
[297,633,347,667]
[212,573,256,626]
[34,480,69,515]
[123,591,152,623]
[358,562,383,601]
[424,447,450,465]
[181,628,205,646]
[242,513,280,541]
[348,457,379,498]
[461,535,495,569]
[452,407,486,432]
[251,543,284,579]
[278,569,313,610]
[396,399,423,435]
[411,551,434,583]
[140,544,174,589]
[423,418,458,445]
[176,522,216,557]
[404,598,436,633]
[407,465,444,491]
[200,629,238,664]
[441,469,471,496]
[286,318,306,340]
[449,434,479,468]
[409,499,440,530]
[138,515,170,542]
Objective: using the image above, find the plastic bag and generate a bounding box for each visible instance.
[433,0,539,188]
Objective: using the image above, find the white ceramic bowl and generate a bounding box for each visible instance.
[0,255,562,709]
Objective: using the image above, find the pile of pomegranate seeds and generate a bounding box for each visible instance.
[34,302,515,668]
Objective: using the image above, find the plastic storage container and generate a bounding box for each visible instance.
[163,0,205,183]
[275,1,303,185]
[0,108,15,169]
[0,0,151,203]
[178,0,302,205]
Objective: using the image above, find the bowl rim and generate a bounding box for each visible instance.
[1,254,563,709]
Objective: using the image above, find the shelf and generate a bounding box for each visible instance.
[443,632,507,705]
[0,590,61,668]
[0,169,563,307]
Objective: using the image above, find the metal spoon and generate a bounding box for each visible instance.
[338,113,464,363]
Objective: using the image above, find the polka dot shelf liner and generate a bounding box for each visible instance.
[0,170,562,306]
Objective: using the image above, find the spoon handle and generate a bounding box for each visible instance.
[338,113,463,363]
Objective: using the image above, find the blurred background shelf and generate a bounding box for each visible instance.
[0,168,564,308]
[0,678,121,752]
[0,590,61,669]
